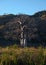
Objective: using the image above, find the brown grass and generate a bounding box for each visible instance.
[0,46,46,65]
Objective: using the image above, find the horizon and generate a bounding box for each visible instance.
[0,10,46,16]
[0,0,46,15]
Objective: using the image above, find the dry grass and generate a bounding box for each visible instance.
[0,45,46,65]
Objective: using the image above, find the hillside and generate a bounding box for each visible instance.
[0,11,46,47]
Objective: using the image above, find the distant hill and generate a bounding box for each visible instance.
[0,11,46,47]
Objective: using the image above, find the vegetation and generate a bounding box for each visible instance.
[0,10,46,65]
[0,45,46,65]
[0,10,46,47]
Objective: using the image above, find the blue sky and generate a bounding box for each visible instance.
[0,0,46,15]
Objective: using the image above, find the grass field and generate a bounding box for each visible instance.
[0,45,46,65]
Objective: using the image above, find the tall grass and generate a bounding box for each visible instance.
[0,46,46,65]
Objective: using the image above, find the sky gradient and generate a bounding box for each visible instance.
[0,0,46,15]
